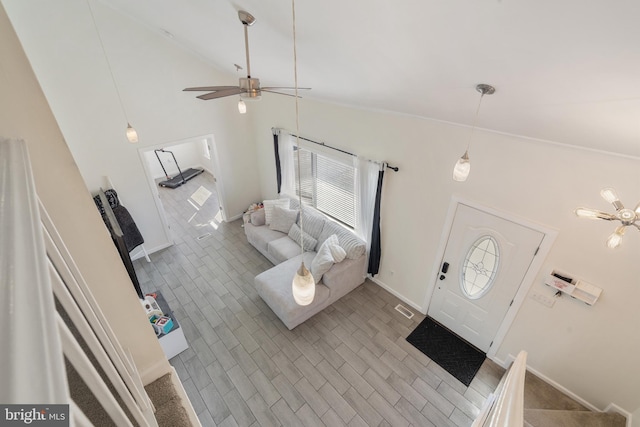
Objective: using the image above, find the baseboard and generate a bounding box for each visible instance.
[367,275,424,313]
[226,212,243,222]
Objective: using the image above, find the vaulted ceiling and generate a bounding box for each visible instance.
[104,0,640,157]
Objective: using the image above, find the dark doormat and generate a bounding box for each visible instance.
[406,316,485,387]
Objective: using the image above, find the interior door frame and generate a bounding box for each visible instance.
[137,134,229,246]
[422,195,557,358]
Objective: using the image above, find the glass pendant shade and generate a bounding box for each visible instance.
[126,123,138,143]
[453,150,470,182]
[292,262,315,305]
[238,99,247,114]
[606,226,626,249]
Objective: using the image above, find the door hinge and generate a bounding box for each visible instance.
[489,341,493,347]
[534,247,540,256]
[509,299,514,307]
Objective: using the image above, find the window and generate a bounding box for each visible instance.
[461,235,500,299]
[293,146,356,228]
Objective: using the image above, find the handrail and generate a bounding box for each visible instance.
[0,138,69,403]
[472,350,528,427]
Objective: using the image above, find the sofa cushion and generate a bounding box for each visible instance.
[269,206,298,233]
[268,236,303,264]
[298,207,326,239]
[263,199,290,225]
[317,220,366,259]
[254,253,330,330]
[245,223,287,254]
[288,223,317,252]
[250,209,265,226]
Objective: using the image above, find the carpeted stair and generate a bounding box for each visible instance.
[144,373,191,427]
[523,371,626,427]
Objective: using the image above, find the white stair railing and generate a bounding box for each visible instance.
[0,137,158,426]
[472,350,528,427]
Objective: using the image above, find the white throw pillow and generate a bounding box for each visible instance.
[310,234,344,283]
[269,206,298,233]
[263,199,290,225]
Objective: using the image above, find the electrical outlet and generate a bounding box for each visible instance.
[530,292,555,308]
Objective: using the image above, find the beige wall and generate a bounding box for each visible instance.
[0,3,169,383]
[252,94,640,413]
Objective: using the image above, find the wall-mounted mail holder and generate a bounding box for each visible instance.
[544,270,602,306]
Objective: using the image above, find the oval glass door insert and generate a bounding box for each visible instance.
[461,236,500,299]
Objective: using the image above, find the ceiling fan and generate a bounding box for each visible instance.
[575,188,640,248]
[183,10,309,101]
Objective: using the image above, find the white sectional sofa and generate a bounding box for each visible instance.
[244,199,367,329]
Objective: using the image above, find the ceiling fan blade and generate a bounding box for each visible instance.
[197,88,242,100]
[183,86,239,92]
[574,207,616,221]
[262,87,311,91]
[261,90,302,98]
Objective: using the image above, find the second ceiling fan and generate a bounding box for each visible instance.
[184,10,309,101]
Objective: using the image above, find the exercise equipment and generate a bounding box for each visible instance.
[154,149,204,188]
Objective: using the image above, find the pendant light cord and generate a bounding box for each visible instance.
[292,0,304,258]
[465,92,485,152]
[86,0,129,124]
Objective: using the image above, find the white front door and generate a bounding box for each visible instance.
[428,203,544,352]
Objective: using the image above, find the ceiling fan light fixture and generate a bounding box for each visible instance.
[606,225,626,249]
[576,188,639,248]
[237,99,247,114]
[574,207,615,221]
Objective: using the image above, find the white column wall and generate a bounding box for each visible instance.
[252,94,640,413]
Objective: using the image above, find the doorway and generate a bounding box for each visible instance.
[426,198,556,355]
[138,135,228,245]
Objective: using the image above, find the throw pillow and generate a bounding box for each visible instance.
[250,209,265,226]
[311,234,342,283]
[269,206,298,233]
[288,223,317,252]
[263,198,290,225]
[311,240,335,284]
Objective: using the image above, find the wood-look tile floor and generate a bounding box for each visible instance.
[134,172,504,427]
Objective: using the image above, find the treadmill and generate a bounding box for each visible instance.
[154,149,204,189]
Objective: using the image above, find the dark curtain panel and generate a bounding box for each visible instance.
[368,168,385,276]
[273,130,282,193]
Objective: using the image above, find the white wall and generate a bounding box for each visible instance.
[252,95,640,413]
[0,2,169,384]
[3,0,262,254]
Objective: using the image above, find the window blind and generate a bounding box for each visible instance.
[293,146,356,228]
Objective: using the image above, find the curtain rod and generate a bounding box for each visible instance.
[272,127,399,172]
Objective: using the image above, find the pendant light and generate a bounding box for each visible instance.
[87,0,138,143]
[453,84,495,181]
[575,187,640,248]
[290,0,315,306]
